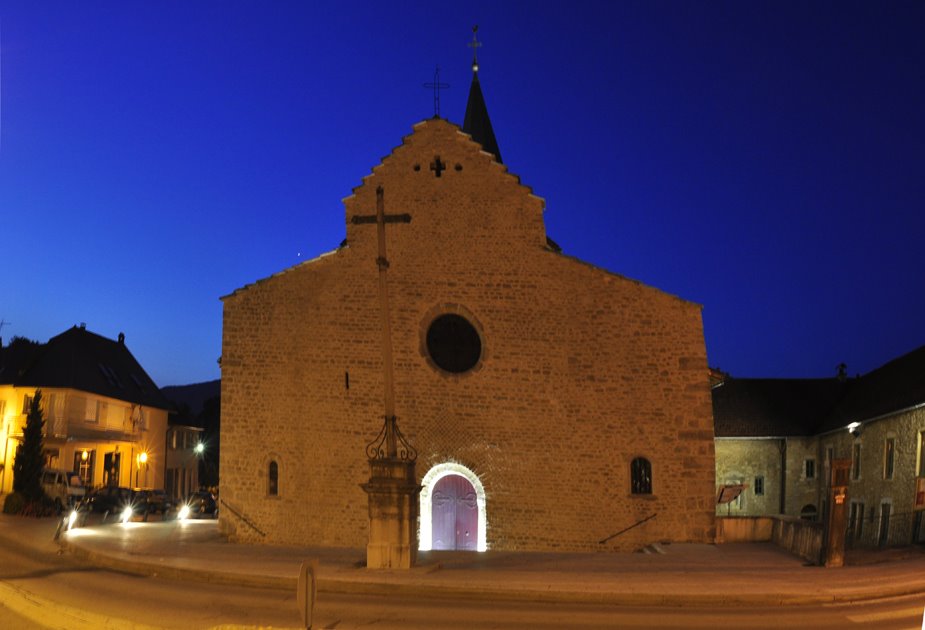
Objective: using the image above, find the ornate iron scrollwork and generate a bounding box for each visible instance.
[366,415,417,461]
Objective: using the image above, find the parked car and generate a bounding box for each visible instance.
[42,469,86,512]
[131,488,174,515]
[180,490,218,519]
[84,486,133,516]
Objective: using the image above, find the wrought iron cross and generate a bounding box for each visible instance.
[350,187,415,460]
[468,25,482,72]
[422,66,450,118]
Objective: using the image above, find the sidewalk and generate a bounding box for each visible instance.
[5,513,925,608]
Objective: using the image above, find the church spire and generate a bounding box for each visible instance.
[462,26,502,164]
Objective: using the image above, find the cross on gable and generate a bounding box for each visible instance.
[430,156,446,178]
[423,66,450,118]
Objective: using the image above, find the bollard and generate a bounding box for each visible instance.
[297,560,317,629]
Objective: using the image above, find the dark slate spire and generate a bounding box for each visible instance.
[462,26,502,164]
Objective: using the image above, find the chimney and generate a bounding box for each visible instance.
[118,332,125,345]
[836,363,847,382]
[79,322,86,330]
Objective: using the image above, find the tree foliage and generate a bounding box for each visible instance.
[198,395,221,488]
[13,390,45,502]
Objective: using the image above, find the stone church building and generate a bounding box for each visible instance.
[219,53,716,553]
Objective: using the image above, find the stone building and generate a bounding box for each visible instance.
[220,57,716,552]
[0,326,170,499]
[165,423,204,501]
[713,345,925,547]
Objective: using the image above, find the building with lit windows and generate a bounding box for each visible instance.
[0,326,170,496]
[165,423,204,500]
[713,344,925,548]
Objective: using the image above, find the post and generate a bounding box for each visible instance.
[297,560,317,629]
[823,458,851,567]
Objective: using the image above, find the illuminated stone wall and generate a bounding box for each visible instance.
[714,438,783,516]
[819,407,925,547]
[714,409,925,547]
[220,118,716,552]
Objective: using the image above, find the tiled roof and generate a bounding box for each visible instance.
[712,377,848,437]
[714,343,925,437]
[817,344,925,433]
[0,326,171,411]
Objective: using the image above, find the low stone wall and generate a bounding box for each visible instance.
[715,515,774,542]
[772,516,823,565]
[716,516,823,564]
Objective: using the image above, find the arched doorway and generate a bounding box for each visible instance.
[432,474,478,550]
[419,463,487,551]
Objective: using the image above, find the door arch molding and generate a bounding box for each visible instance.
[419,462,487,551]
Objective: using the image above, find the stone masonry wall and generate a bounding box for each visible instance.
[714,438,783,516]
[220,119,716,552]
[819,407,925,547]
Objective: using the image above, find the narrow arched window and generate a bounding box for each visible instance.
[631,457,652,495]
[268,460,279,496]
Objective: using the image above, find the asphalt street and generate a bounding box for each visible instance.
[3,513,925,628]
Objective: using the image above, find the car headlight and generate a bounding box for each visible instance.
[178,505,190,520]
[121,506,133,523]
[67,510,79,530]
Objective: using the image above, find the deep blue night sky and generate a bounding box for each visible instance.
[1,1,923,387]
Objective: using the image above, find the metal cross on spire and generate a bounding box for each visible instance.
[422,66,450,118]
[468,25,482,73]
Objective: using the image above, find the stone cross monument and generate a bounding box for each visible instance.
[352,186,421,569]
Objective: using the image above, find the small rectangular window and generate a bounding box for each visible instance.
[919,432,925,476]
[884,438,895,480]
[754,476,764,496]
[805,459,815,480]
[22,394,33,415]
[852,444,861,480]
[850,502,865,540]
[83,399,99,423]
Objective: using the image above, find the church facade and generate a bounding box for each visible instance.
[219,64,715,552]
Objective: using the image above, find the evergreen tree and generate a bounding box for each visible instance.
[13,390,45,502]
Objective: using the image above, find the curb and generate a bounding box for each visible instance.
[0,578,163,630]
[60,538,925,609]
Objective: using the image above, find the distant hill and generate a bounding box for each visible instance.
[162,379,220,421]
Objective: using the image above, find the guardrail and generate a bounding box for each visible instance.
[598,513,658,545]
[219,498,267,538]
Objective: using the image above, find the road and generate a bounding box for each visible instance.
[1,532,924,629]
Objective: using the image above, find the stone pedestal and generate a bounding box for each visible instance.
[361,458,421,569]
